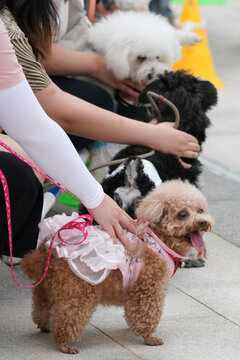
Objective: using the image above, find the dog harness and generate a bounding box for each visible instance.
[37,212,185,288]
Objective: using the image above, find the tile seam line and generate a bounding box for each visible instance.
[89,323,144,360]
[172,284,240,328]
[200,156,240,183]
[211,230,240,249]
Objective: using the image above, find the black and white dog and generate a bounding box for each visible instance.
[85,70,218,217]
[97,70,218,267]
[80,70,217,264]
[108,70,217,186]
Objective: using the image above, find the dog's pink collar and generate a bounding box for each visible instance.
[146,228,187,277]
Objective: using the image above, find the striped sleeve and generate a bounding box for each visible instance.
[0,7,52,93]
[10,35,52,92]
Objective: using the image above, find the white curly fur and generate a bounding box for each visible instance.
[88,11,201,84]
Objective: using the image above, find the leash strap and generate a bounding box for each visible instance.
[0,141,93,289]
[0,141,81,203]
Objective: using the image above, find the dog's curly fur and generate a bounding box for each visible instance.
[96,70,218,220]
[88,11,201,85]
[109,70,218,185]
[21,180,213,354]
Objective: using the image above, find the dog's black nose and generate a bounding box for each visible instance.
[148,68,155,80]
[198,220,207,228]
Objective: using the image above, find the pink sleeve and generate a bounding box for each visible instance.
[0,19,24,90]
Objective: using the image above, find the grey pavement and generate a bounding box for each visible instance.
[1,0,240,359]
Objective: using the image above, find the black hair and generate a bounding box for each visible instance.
[2,0,58,59]
[0,0,5,10]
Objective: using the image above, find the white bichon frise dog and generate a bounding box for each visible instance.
[88,11,201,85]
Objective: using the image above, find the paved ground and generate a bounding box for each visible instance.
[1,230,240,360]
[1,1,240,359]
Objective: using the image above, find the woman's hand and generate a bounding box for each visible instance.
[87,194,137,249]
[91,54,142,101]
[149,122,200,168]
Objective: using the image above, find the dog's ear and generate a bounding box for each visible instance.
[105,44,131,80]
[135,193,166,226]
[195,79,218,111]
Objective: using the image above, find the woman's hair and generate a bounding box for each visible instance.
[2,0,59,59]
[0,0,5,10]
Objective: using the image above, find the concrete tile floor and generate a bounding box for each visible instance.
[1,231,240,360]
[1,1,240,359]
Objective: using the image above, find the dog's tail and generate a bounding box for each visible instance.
[21,243,48,282]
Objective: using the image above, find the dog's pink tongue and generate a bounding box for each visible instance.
[190,231,205,251]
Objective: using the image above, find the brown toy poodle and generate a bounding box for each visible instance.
[21,180,213,354]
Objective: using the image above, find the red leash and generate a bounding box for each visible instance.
[0,141,93,289]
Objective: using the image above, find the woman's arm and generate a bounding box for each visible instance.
[0,18,137,246]
[41,44,103,77]
[36,82,200,160]
[0,79,103,208]
[0,78,136,245]
[0,10,199,160]
[41,44,141,100]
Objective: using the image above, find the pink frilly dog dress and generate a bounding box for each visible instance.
[37,213,185,288]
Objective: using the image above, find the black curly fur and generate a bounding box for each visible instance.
[79,70,217,219]
[109,70,217,186]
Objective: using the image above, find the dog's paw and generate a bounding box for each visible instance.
[185,32,202,46]
[144,335,164,346]
[177,30,202,46]
[183,258,205,268]
[58,343,79,354]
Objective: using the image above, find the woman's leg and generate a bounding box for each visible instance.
[0,152,43,258]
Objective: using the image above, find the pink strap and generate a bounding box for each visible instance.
[146,228,186,278]
[0,141,93,289]
[0,141,81,202]
[147,227,187,259]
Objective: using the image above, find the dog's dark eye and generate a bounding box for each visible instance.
[178,211,188,219]
[198,209,203,214]
[137,56,147,62]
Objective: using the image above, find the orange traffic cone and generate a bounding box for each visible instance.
[173,0,224,88]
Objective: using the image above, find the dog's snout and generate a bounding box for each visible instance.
[198,220,207,229]
[148,68,155,80]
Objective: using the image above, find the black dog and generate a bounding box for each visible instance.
[79,71,217,267]
[108,70,217,186]
[96,70,218,268]
[81,70,217,219]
